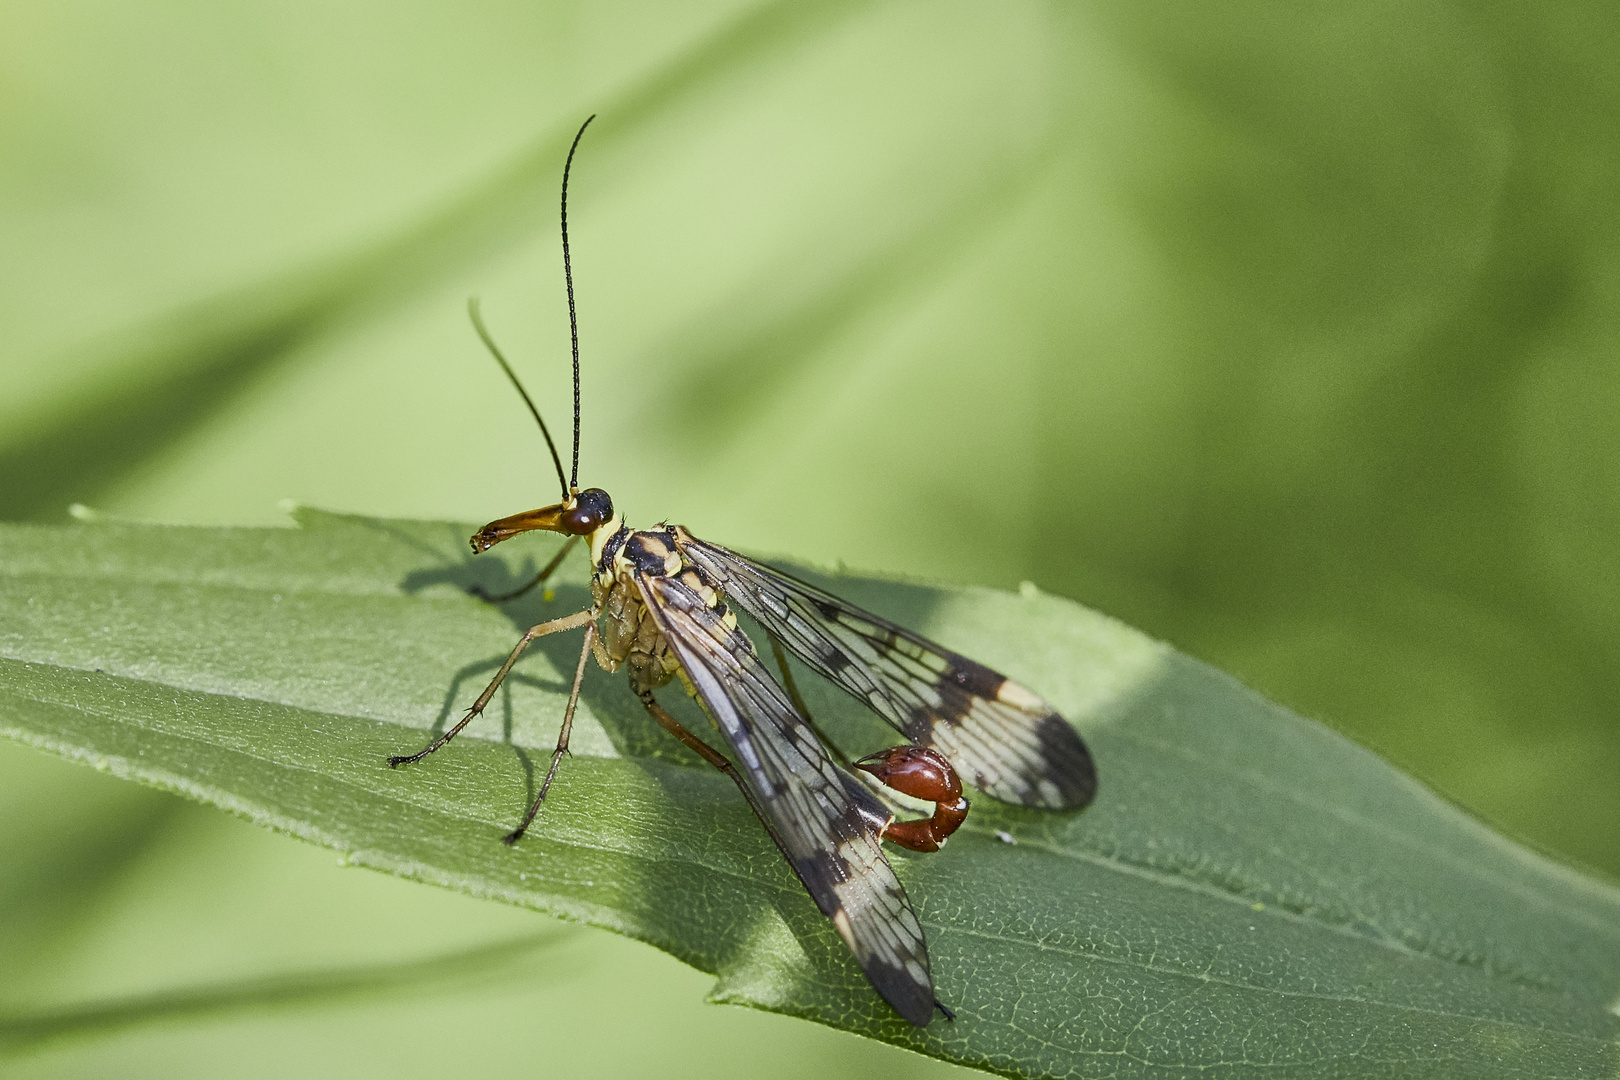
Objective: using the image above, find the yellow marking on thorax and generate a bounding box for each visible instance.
[587,512,624,570]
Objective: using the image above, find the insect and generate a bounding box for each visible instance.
[389,116,1097,1026]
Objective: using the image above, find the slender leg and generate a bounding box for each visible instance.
[636,688,815,897]
[503,621,597,845]
[469,535,579,603]
[388,606,597,767]
[636,688,734,772]
[766,632,853,772]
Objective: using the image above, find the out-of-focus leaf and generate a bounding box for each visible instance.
[0,0,872,520]
[9,0,1615,879]
[0,931,567,1054]
[2,510,1616,1077]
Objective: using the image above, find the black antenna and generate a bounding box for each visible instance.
[561,114,594,493]
[468,297,569,502]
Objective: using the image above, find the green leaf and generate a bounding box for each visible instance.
[3,509,1617,1077]
[0,930,570,1054]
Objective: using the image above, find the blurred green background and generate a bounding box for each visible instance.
[3,0,1617,1076]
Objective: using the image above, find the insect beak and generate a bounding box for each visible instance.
[470,503,568,553]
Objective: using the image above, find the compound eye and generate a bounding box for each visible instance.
[560,488,613,535]
[561,504,602,535]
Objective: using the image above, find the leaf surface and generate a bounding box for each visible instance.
[2,510,1617,1077]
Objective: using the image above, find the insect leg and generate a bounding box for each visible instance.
[387,605,598,767]
[766,631,854,771]
[468,535,579,603]
[636,688,816,897]
[503,620,597,845]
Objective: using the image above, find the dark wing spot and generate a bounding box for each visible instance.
[1035,713,1098,809]
[823,649,854,674]
[794,852,848,917]
[906,705,939,743]
[926,658,1008,730]
[948,657,1004,698]
[930,684,977,727]
[811,597,841,620]
[858,955,935,1028]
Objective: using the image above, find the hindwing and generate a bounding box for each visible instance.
[673,531,1097,810]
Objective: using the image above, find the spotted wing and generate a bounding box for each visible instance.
[634,570,937,1026]
[675,532,1097,810]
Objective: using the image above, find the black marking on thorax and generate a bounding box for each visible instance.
[598,525,631,573]
[624,532,674,577]
[622,527,723,585]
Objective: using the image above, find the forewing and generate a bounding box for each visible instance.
[676,534,1097,810]
[634,571,936,1026]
